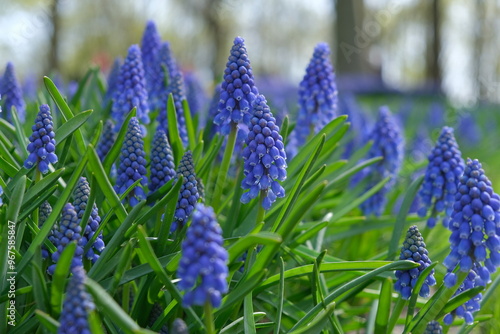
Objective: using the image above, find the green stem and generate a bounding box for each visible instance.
[33,169,42,230]
[204,301,215,334]
[387,298,407,334]
[224,162,244,238]
[256,190,267,227]
[211,123,238,212]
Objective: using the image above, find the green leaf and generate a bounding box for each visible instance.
[10,106,29,159]
[167,93,184,165]
[22,168,64,210]
[50,242,76,318]
[244,292,257,334]
[387,175,424,260]
[438,286,484,319]
[405,262,438,328]
[103,108,137,173]
[182,99,197,150]
[69,67,94,106]
[287,302,336,334]
[35,310,60,333]
[32,259,49,314]
[227,232,282,263]
[86,278,155,334]
[55,109,93,144]
[275,257,285,334]
[374,278,392,333]
[108,241,134,296]
[220,312,267,334]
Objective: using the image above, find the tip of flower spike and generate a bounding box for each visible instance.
[378,105,391,118]
[127,44,141,56]
[315,42,331,54]
[234,36,245,45]
[40,104,51,114]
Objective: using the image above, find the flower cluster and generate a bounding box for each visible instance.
[184,71,207,119]
[58,266,95,334]
[39,200,57,260]
[104,57,122,104]
[288,42,337,158]
[150,41,180,111]
[47,203,84,275]
[241,94,287,210]
[417,126,464,228]
[171,151,200,231]
[114,117,148,207]
[394,226,436,299]
[96,119,116,161]
[443,265,485,325]
[359,106,404,216]
[177,204,228,307]
[424,320,442,334]
[73,177,105,263]
[149,128,176,192]
[111,45,150,131]
[140,20,161,97]
[214,36,259,135]
[442,158,500,323]
[167,73,189,147]
[0,62,25,122]
[24,104,58,174]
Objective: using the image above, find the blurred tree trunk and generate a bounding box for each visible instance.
[203,2,226,81]
[335,0,370,75]
[426,0,442,92]
[47,0,60,73]
[474,0,486,100]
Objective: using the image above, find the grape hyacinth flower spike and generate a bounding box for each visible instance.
[140,20,161,97]
[114,117,148,207]
[58,266,95,334]
[241,94,287,210]
[24,104,58,174]
[394,226,436,299]
[149,127,176,192]
[171,151,200,232]
[177,204,228,308]
[47,203,84,275]
[150,41,180,111]
[442,158,500,324]
[288,42,337,158]
[359,106,404,216]
[96,119,116,161]
[0,62,26,122]
[164,72,189,147]
[424,321,442,334]
[417,126,464,228]
[111,45,150,131]
[104,57,121,104]
[39,200,57,259]
[213,36,259,135]
[73,177,105,263]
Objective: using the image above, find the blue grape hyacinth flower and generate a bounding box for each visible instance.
[442,158,500,324]
[359,106,404,216]
[149,127,176,192]
[150,41,180,111]
[171,151,200,232]
[417,126,464,228]
[140,20,161,96]
[47,203,85,275]
[0,185,3,206]
[159,72,189,147]
[0,62,26,122]
[241,94,287,210]
[177,204,228,308]
[73,177,105,263]
[424,320,442,334]
[96,120,116,161]
[39,200,57,259]
[104,57,122,105]
[288,42,338,158]
[58,266,95,334]
[213,36,259,135]
[24,104,58,174]
[111,45,150,131]
[394,226,436,299]
[114,117,148,207]
[184,70,207,118]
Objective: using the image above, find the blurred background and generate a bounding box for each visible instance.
[0,0,499,106]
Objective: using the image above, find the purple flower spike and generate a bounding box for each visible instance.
[96,120,116,161]
[359,106,404,216]
[164,73,189,147]
[0,62,26,122]
[114,117,148,207]
[177,204,228,308]
[140,20,162,97]
[150,41,180,111]
[111,45,150,131]
[394,226,436,300]
[104,57,122,104]
[442,158,500,324]
[213,36,259,135]
[288,43,337,158]
[40,200,57,259]
[58,266,95,334]
[171,151,200,231]
[149,127,176,192]
[241,94,287,210]
[73,177,105,263]
[47,203,85,275]
[417,126,464,228]
[24,104,58,174]
[424,321,442,334]
[184,70,207,119]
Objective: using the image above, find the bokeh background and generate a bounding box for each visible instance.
[1,0,499,106]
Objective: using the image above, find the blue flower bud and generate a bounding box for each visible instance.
[149,128,176,192]
[0,62,25,122]
[140,20,161,99]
